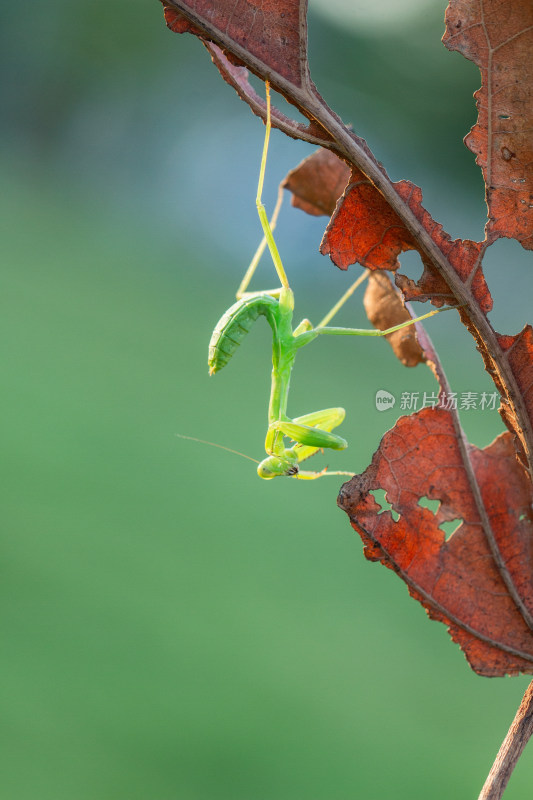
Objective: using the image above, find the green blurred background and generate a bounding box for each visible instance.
[2,1,533,798]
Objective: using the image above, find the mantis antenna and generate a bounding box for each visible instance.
[176,434,260,464]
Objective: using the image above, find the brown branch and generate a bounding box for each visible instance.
[478,681,533,800]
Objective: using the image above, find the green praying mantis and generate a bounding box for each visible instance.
[201,82,454,480]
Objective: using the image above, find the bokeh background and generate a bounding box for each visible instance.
[2,1,533,798]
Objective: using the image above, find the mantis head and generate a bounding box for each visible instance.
[257,450,299,480]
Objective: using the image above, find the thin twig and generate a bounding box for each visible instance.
[478,681,533,800]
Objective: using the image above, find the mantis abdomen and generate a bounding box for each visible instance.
[208,294,279,374]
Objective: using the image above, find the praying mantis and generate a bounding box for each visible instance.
[206,83,453,480]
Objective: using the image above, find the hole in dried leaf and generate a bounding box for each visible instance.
[396,250,424,284]
[483,239,531,336]
[439,519,462,540]
[370,489,400,522]
[418,496,440,515]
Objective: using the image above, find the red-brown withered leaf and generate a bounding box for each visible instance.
[338,409,533,677]
[443,0,533,250]
[321,169,492,313]
[161,0,308,87]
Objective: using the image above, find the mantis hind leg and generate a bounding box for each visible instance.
[236,185,285,300]
[315,269,370,327]
[237,82,290,301]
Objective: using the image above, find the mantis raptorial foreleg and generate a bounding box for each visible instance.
[291,408,347,463]
[203,81,459,480]
[266,412,348,455]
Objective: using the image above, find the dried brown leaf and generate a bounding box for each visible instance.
[363,272,426,367]
[282,149,351,216]
[443,0,533,249]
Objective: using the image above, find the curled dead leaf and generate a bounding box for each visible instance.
[363,271,425,367]
[282,149,351,217]
[163,4,203,35]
